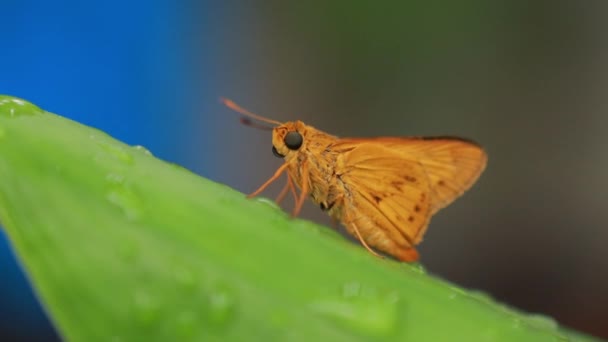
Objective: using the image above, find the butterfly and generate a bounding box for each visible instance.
[222,98,487,262]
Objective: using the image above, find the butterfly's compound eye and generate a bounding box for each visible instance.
[284,131,303,150]
[272,146,285,158]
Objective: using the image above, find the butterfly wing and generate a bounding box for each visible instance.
[393,137,487,214]
[333,137,486,246]
[334,142,433,246]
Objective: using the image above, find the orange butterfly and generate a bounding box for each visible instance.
[222,98,487,262]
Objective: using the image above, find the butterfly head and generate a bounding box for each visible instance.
[271,121,307,160]
[220,98,309,161]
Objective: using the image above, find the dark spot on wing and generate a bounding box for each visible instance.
[438,180,446,186]
[372,195,382,204]
[391,180,404,191]
[414,205,421,212]
[408,216,415,222]
[404,175,417,183]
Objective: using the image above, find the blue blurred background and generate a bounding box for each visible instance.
[1,1,607,340]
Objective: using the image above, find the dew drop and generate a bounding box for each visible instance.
[511,318,524,332]
[106,173,126,184]
[447,286,467,301]
[106,184,143,221]
[132,145,153,156]
[133,290,161,326]
[310,286,400,337]
[96,141,134,165]
[525,313,558,331]
[0,95,44,117]
[88,128,111,141]
[408,262,426,274]
[253,197,281,210]
[466,290,494,305]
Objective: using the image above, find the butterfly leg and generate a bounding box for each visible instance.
[275,173,298,205]
[248,163,290,198]
[344,211,416,262]
[351,223,418,262]
[350,221,384,259]
[292,161,309,217]
[275,181,290,204]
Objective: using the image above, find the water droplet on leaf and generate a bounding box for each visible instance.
[106,173,126,184]
[132,145,153,156]
[0,95,44,117]
[466,290,494,305]
[525,314,558,331]
[96,141,134,165]
[253,197,281,210]
[409,262,426,274]
[106,184,143,221]
[310,285,400,337]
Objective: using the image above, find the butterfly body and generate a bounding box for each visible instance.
[223,99,487,262]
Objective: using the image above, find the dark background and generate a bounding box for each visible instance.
[1,1,607,340]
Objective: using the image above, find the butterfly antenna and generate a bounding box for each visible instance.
[239,117,273,131]
[220,97,282,126]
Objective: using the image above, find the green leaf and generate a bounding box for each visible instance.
[0,95,600,341]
